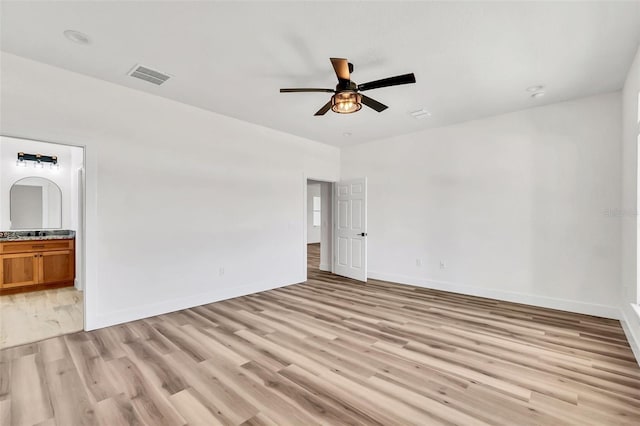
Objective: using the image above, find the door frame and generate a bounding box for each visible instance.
[1,133,91,331]
[303,175,336,281]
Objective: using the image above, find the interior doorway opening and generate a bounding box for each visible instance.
[305,179,333,278]
[0,135,86,349]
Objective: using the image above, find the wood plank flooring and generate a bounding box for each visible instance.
[1,243,639,425]
[0,287,83,349]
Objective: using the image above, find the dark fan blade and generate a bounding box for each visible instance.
[360,94,388,112]
[357,73,416,91]
[330,58,350,83]
[280,88,334,93]
[314,100,332,116]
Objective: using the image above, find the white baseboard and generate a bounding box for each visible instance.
[620,304,640,366]
[368,271,620,319]
[86,276,304,331]
[319,263,331,272]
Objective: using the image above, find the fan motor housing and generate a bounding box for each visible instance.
[337,81,358,91]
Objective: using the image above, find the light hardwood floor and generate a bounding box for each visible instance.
[0,286,83,349]
[1,244,639,425]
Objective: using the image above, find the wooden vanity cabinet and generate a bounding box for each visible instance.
[0,239,75,294]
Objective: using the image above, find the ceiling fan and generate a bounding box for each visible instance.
[280,58,416,116]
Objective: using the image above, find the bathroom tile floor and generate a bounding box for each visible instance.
[0,286,83,349]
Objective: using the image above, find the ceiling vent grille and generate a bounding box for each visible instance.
[127,64,171,85]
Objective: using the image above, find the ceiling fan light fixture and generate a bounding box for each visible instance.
[280,57,415,115]
[331,91,362,114]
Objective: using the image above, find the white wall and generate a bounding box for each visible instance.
[342,92,622,318]
[0,136,83,231]
[307,183,321,244]
[2,47,632,346]
[0,52,340,330]
[621,45,640,361]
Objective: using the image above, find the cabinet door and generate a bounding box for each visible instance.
[0,253,40,288]
[40,250,75,284]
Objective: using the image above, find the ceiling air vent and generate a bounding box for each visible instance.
[127,64,171,85]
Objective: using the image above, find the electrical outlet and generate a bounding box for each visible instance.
[439,261,446,269]
[416,258,422,267]
[219,267,225,276]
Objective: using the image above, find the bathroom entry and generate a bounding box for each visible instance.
[0,135,85,348]
[305,179,333,276]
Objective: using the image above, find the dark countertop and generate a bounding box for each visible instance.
[0,235,75,242]
[0,230,76,242]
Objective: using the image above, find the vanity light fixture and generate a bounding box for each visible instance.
[16,152,59,170]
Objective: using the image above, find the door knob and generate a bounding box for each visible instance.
[359,232,368,237]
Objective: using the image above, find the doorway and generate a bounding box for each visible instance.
[304,177,368,282]
[0,135,86,348]
[305,179,334,277]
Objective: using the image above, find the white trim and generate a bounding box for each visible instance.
[368,271,620,319]
[84,143,98,330]
[302,173,308,281]
[319,263,331,272]
[620,304,640,366]
[331,182,335,274]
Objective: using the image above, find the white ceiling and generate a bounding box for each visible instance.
[1,1,639,147]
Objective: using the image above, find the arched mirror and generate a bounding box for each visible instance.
[10,177,62,229]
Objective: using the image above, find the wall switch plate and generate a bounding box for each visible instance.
[219,267,225,276]
[439,261,446,269]
[416,259,422,266]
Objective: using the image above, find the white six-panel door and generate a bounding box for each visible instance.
[334,178,367,282]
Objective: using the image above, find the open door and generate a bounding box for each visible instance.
[334,178,367,281]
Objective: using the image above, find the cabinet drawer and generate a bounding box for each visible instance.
[0,239,74,254]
